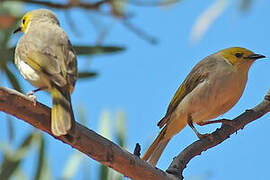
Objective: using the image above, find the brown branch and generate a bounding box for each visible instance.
[166,89,270,179]
[127,0,183,7]
[2,0,106,10]
[0,86,178,180]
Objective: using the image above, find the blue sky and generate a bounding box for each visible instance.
[1,0,270,179]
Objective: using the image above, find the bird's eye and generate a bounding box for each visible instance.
[235,53,243,58]
[22,18,25,24]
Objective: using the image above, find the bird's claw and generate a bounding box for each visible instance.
[26,91,37,106]
[198,133,214,141]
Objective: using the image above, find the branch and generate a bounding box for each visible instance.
[127,0,182,7]
[2,0,106,10]
[166,89,270,179]
[0,86,178,180]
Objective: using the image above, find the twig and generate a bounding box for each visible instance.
[127,0,182,7]
[166,88,270,179]
[2,0,106,10]
[0,86,178,180]
[133,143,141,157]
[122,20,158,44]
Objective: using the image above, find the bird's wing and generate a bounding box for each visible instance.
[60,39,78,92]
[26,50,67,87]
[157,56,217,128]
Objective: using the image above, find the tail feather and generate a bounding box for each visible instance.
[142,127,169,166]
[148,138,170,166]
[51,86,73,136]
[143,118,187,166]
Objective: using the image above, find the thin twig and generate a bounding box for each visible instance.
[2,0,106,10]
[127,0,183,7]
[122,20,158,44]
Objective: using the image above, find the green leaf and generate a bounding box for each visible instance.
[6,116,14,143]
[2,47,15,62]
[111,0,126,17]
[3,64,22,92]
[61,152,83,180]
[190,0,230,43]
[160,0,183,7]
[99,165,109,180]
[7,46,125,60]
[99,110,111,140]
[78,71,98,79]
[116,110,126,148]
[0,132,36,180]
[13,167,28,180]
[240,0,252,11]
[111,170,123,180]
[73,45,125,55]
[34,134,45,180]
[76,104,87,125]
[1,1,23,17]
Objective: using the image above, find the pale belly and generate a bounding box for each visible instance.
[15,57,50,89]
[178,73,246,123]
[166,71,247,138]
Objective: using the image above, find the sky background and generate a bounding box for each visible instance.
[1,0,270,179]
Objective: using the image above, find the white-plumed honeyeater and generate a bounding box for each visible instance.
[142,47,265,166]
[14,9,78,136]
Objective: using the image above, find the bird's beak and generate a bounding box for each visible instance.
[244,53,266,60]
[13,26,22,34]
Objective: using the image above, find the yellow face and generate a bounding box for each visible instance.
[217,47,265,67]
[13,12,32,34]
[20,12,32,32]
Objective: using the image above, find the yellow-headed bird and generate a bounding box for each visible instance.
[142,47,265,166]
[14,9,78,136]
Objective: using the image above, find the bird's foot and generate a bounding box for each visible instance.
[26,90,34,96]
[26,91,37,106]
[197,133,214,141]
[219,119,234,128]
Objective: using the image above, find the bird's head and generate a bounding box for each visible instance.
[217,47,265,69]
[13,9,59,34]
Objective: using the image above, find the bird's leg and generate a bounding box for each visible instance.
[187,114,210,139]
[26,88,42,96]
[26,87,46,106]
[197,118,233,127]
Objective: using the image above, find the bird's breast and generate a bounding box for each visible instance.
[174,69,248,123]
[15,56,49,88]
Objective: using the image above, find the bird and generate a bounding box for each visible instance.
[142,47,265,166]
[13,9,78,136]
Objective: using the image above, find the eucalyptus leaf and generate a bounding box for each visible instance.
[61,152,83,180]
[99,110,111,140]
[1,1,23,17]
[74,45,125,55]
[0,132,36,180]
[190,0,230,43]
[3,64,22,92]
[78,71,98,79]
[34,135,45,180]
[76,104,87,125]
[99,165,109,180]
[240,0,252,11]
[6,116,14,143]
[111,0,126,17]
[0,48,15,63]
[116,111,126,148]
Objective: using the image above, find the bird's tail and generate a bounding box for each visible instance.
[143,119,188,166]
[142,126,170,166]
[50,85,74,136]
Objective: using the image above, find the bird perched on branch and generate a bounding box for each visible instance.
[142,47,265,166]
[14,9,78,136]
